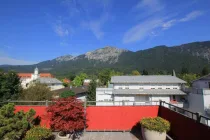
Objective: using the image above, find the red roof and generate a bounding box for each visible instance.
[18,73,32,78]
[18,73,53,78]
[63,78,71,83]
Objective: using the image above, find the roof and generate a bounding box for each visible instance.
[18,73,53,78]
[18,73,32,78]
[113,89,186,95]
[192,74,210,82]
[111,75,186,84]
[37,77,63,84]
[40,73,53,78]
[53,86,88,95]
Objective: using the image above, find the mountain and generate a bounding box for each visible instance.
[1,41,210,76]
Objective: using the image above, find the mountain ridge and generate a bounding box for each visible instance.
[1,41,210,76]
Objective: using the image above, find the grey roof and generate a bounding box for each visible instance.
[192,73,210,82]
[37,77,63,84]
[111,75,186,84]
[113,89,186,95]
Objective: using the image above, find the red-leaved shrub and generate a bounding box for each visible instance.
[47,97,85,133]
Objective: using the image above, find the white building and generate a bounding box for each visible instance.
[19,67,64,91]
[96,75,187,106]
[187,74,210,125]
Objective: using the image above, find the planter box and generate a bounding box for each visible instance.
[57,132,70,140]
[141,127,166,140]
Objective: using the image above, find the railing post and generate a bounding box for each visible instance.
[159,100,162,106]
[196,112,201,123]
[45,100,48,106]
[84,99,87,132]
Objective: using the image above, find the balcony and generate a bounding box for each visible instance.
[4,100,210,140]
[170,100,184,108]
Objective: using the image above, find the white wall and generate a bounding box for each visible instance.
[96,88,113,106]
[113,83,181,90]
[203,90,210,109]
[188,93,205,114]
[49,84,64,91]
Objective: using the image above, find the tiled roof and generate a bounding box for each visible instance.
[113,89,186,95]
[40,73,53,78]
[18,73,32,78]
[111,75,186,84]
[37,77,63,84]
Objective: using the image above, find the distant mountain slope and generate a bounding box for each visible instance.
[1,41,210,76]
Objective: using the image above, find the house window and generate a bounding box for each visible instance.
[166,88,170,89]
[139,87,144,89]
[125,87,129,89]
[173,88,178,89]
[151,88,155,89]
[158,87,162,89]
[119,87,123,89]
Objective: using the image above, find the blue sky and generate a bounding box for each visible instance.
[0,0,210,65]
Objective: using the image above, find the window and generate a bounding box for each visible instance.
[125,87,129,89]
[139,87,144,89]
[173,88,178,89]
[158,87,162,89]
[151,88,155,89]
[166,88,170,89]
[119,87,123,89]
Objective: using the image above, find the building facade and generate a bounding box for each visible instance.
[18,68,64,91]
[96,75,187,107]
[187,74,210,125]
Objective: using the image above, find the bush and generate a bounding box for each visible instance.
[60,90,75,98]
[140,117,170,133]
[24,126,53,140]
[47,97,85,138]
[0,103,36,139]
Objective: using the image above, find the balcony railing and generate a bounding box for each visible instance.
[169,100,184,108]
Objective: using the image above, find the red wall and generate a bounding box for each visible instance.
[86,106,159,130]
[158,106,210,140]
[15,106,159,130]
[15,106,49,128]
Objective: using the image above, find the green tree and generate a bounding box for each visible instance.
[60,90,75,98]
[0,71,22,101]
[142,69,149,75]
[181,67,189,74]
[68,73,76,81]
[87,79,97,104]
[73,73,88,86]
[19,83,52,101]
[178,73,199,87]
[98,69,122,86]
[202,66,209,76]
[131,70,140,75]
[0,103,36,139]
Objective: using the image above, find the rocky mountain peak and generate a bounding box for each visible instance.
[55,55,74,62]
[84,46,128,64]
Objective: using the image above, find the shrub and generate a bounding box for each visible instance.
[24,126,53,140]
[0,103,36,139]
[60,90,75,98]
[140,117,170,133]
[47,97,85,138]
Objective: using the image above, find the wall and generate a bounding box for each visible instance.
[15,105,159,131]
[187,93,204,115]
[193,80,210,89]
[113,83,180,90]
[86,106,159,130]
[96,88,113,105]
[158,106,210,140]
[49,84,64,91]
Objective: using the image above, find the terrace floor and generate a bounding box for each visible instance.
[53,132,141,140]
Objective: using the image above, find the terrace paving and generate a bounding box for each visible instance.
[53,132,141,140]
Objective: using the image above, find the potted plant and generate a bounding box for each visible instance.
[47,97,86,140]
[140,117,170,140]
[24,126,54,140]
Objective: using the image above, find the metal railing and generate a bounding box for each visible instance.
[160,101,210,127]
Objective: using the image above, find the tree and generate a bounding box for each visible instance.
[73,73,88,86]
[68,73,76,81]
[0,71,22,101]
[181,67,189,74]
[98,69,123,86]
[142,69,149,75]
[131,70,140,75]
[87,79,97,103]
[47,97,85,139]
[19,83,52,101]
[202,66,209,76]
[60,90,75,98]
[178,73,199,87]
[0,103,36,139]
